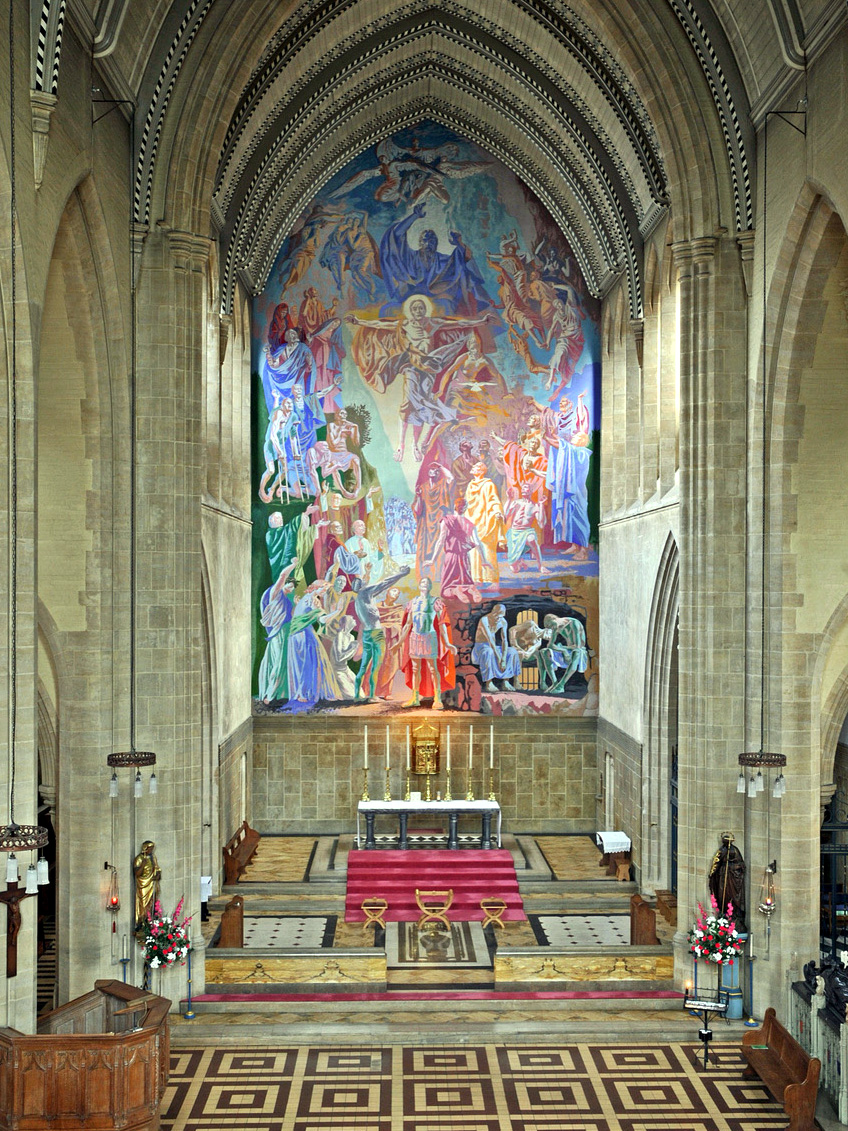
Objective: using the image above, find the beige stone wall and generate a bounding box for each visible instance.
[253,717,598,833]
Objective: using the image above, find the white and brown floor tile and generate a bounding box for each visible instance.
[162,1043,783,1130]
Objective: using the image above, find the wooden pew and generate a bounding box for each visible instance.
[219,895,244,948]
[223,820,260,885]
[630,894,659,945]
[742,1007,820,1131]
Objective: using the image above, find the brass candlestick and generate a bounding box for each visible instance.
[361,766,369,802]
[466,766,475,802]
[425,753,433,801]
[445,767,452,801]
[404,770,411,802]
[488,769,496,801]
[384,766,392,802]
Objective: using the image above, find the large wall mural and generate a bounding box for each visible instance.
[251,123,601,717]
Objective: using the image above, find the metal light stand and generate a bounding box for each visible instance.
[683,990,728,1069]
[466,765,475,802]
[445,768,452,802]
[184,949,195,1020]
[361,767,369,802]
[119,956,131,984]
[383,767,392,802]
[403,770,411,802]
[488,769,495,802]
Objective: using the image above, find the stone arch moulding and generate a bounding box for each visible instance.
[765,186,847,767]
[640,529,680,893]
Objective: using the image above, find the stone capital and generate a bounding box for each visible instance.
[30,90,57,190]
[671,236,717,277]
[167,229,213,272]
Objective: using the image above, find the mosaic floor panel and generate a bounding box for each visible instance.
[162,1043,785,1131]
[532,915,631,947]
[385,921,490,968]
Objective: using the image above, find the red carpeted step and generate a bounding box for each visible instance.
[345,848,525,922]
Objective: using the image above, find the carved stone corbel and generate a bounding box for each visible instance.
[30,90,57,190]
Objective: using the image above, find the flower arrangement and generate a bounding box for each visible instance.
[142,898,192,969]
[688,895,741,965]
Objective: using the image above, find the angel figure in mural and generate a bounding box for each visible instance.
[319,211,381,299]
[545,292,586,401]
[379,203,494,315]
[399,577,457,710]
[347,294,495,394]
[276,203,341,291]
[328,137,491,208]
[259,396,297,503]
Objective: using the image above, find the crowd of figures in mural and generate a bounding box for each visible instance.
[252,125,601,716]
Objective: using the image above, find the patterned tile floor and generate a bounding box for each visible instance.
[161,1042,785,1130]
[532,915,631,947]
[243,916,334,949]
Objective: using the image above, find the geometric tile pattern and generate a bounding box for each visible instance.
[162,1044,785,1130]
[532,915,631,946]
[242,916,334,949]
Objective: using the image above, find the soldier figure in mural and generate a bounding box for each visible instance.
[708,831,747,930]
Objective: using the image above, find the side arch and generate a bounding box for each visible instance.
[640,530,680,892]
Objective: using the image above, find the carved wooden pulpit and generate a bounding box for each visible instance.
[0,980,170,1131]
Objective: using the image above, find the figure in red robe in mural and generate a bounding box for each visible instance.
[399,578,457,709]
[423,498,488,602]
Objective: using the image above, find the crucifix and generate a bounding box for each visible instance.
[0,881,37,977]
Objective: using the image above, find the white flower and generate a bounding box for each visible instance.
[150,957,161,968]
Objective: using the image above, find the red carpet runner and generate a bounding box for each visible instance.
[345,848,525,922]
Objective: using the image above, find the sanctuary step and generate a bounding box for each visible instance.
[345,848,525,922]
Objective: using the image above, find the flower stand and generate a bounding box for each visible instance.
[719,958,743,1019]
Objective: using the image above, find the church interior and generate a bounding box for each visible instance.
[2,0,848,1127]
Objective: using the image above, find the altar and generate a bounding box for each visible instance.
[356,799,502,850]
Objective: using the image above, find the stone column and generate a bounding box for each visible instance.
[672,235,749,985]
[128,226,209,997]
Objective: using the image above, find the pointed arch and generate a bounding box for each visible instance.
[640,530,680,891]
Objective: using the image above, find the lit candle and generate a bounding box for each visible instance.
[469,723,473,770]
[406,726,410,771]
[386,724,390,769]
[122,934,128,960]
[490,724,494,769]
[364,725,368,769]
[447,726,451,772]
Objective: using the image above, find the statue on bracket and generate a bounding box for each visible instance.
[133,840,161,934]
[708,831,746,931]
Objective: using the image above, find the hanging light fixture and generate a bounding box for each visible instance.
[0,0,48,866]
[757,861,777,917]
[102,87,156,794]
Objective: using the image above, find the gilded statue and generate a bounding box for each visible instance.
[133,840,161,931]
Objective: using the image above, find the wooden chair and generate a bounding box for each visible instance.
[415,888,453,930]
[480,897,507,929]
[360,898,388,930]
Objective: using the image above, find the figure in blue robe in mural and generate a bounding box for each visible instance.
[262,327,319,414]
[545,398,592,557]
[379,203,493,315]
[286,580,340,704]
[257,559,298,702]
